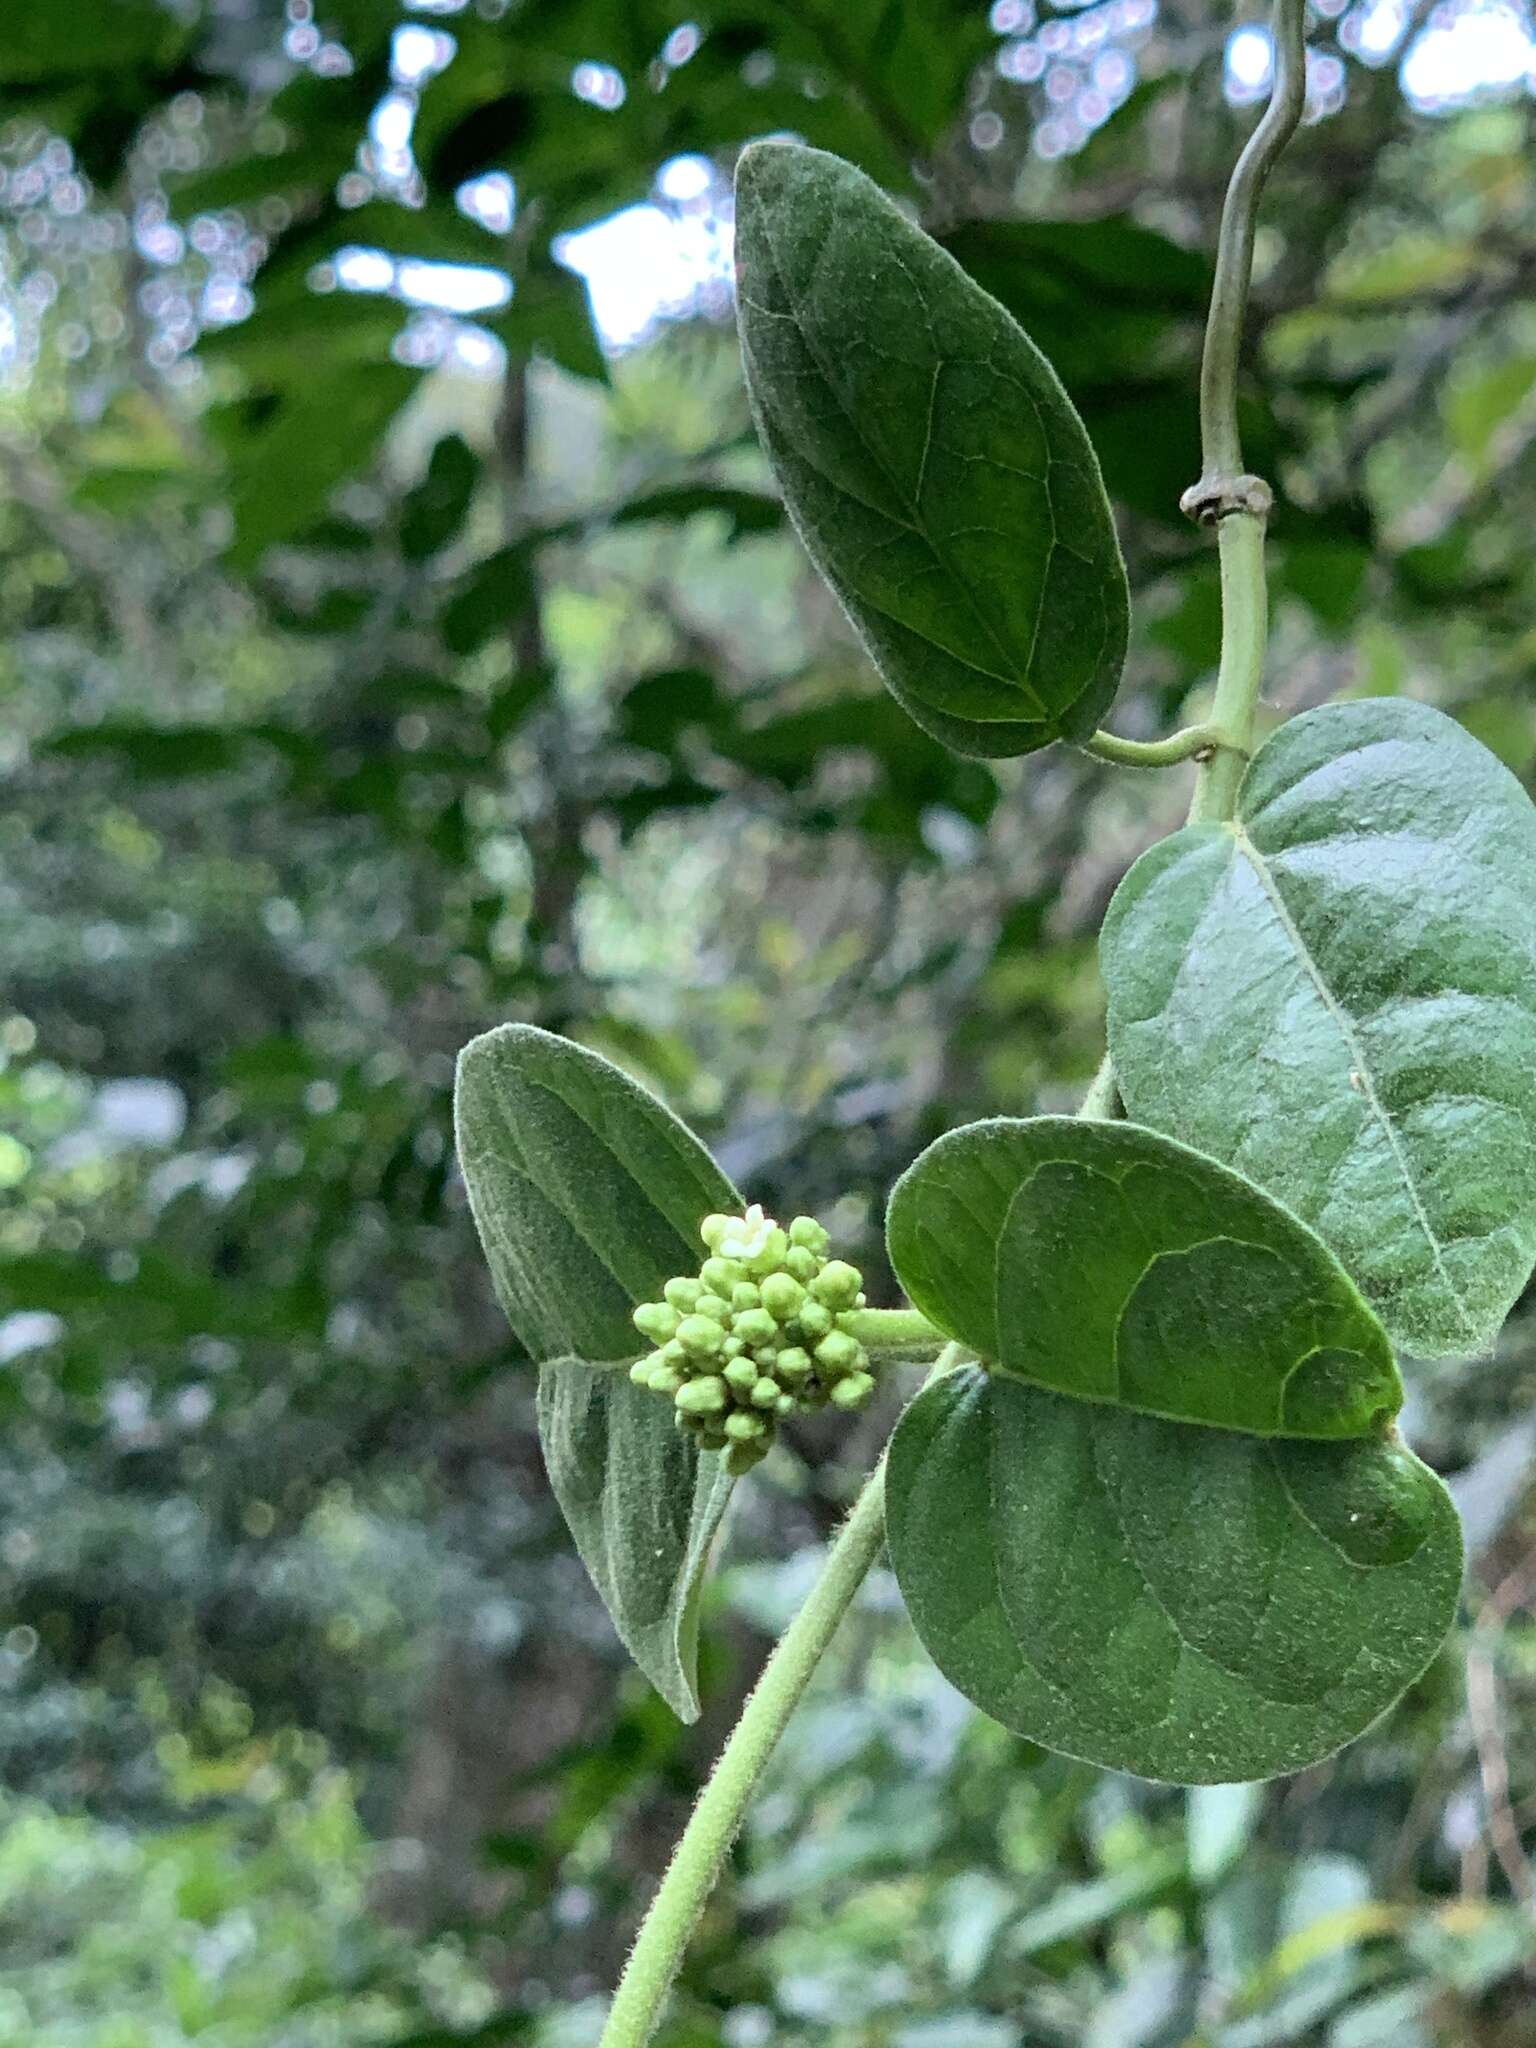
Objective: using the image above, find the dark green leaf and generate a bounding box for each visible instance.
[734,142,1129,759]
[224,364,416,569]
[886,1367,1461,1783]
[441,546,534,655]
[886,1117,1400,1439]
[454,1025,740,1717]
[1102,699,1536,1357]
[489,259,608,385]
[610,486,783,544]
[401,434,480,560]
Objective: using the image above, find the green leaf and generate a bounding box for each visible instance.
[400,434,480,560]
[1101,698,1536,1358]
[454,1024,741,1718]
[734,142,1129,760]
[223,364,416,569]
[442,546,534,655]
[536,1365,732,1726]
[885,1366,1461,1784]
[887,1118,1399,1439]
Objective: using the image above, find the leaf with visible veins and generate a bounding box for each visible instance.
[735,141,1129,759]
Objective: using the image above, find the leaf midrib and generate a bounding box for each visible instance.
[746,199,1054,717]
[1226,820,1474,1343]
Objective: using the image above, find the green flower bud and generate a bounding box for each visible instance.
[789,1216,831,1254]
[675,1375,728,1416]
[664,1276,703,1312]
[699,1213,734,1252]
[701,1256,743,1296]
[774,1391,796,1416]
[797,1300,833,1343]
[725,1438,769,1476]
[723,1355,760,1393]
[775,1346,813,1384]
[725,1409,767,1442]
[648,1362,685,1396]
[731,1282,761,1312]
[784,1246,819,1282]
[676,1315,725,1359]
[744,1225,790,1278]
[830,1370,875,1410]
[750,1377,782,1409]
[633,1301,679,1344]
[760,1272,804,1322]
[733,1306,778,1348]
[811,1260,863,1311]
[630,1354,660,1385]
[722,1335,745,1360]
[815,1330,862,1375]
[695,1293,731,1323]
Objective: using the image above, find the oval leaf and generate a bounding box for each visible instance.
[1102,699,1536,1358]
[734,141,1129,760]
[887,1117,1400,1438]
[886,1367,1462,1783]
[454,1024,740,1718]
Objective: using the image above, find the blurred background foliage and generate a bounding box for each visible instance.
[2,1,1536,2042]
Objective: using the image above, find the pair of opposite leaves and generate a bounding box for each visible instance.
[454,145,1536,1783]
[889,688,1536,1780]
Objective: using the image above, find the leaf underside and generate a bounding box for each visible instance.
[734,140,1129,759]
[537,1365,733,1721]
[887,1116,1400,1438]
[886,1367,1462,1784]
[454,1024,740,1718]
[1102,698,1536,1358]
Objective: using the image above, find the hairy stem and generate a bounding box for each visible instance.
[841,1306,944,1353]
[600,1348,962,2048]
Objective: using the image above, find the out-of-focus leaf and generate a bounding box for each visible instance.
[400,434,480,560]
[222,364,416,569]
[610,486,783,544]
[442,545,535,654]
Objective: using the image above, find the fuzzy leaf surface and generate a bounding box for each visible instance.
[886,1367,1462,1783]
[454,1024,739,1717]
[734,141,1129,759]
[1102,699,1536,1357]
[887,1117,1399,1438]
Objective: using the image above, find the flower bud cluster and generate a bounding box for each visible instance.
[630,1206,875,1476]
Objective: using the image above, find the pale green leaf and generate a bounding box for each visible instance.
[536,1364,732,1723]
[734,141,1129,760]
[885,1367,1462,1784]
[1102,698,1536,1358]
[454,1024,739,1718]
[886,1117,1400,1438]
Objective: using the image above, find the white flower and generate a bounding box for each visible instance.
[716,1204,778,1262]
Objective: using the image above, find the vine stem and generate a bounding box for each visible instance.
[600,16,1312,2041]
[600,1346,961,2048]
[1183,0,1307,826]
